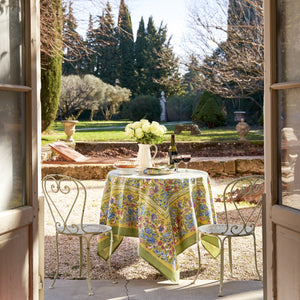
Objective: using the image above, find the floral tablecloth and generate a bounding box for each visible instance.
[97,169,219,282]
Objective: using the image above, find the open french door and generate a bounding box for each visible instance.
[264,0,300,299]
[0,0,42,299]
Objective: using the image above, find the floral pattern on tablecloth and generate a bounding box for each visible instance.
[98,170,217,282]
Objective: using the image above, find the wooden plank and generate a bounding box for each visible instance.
[49,142,87,162]
[0,84,32,92]
[264,0,278,298]
[0,206,33,234]
[272,205,300,232]
[276,226,300,299]
[0,227,29,299]
[49,142,105,163]
[271,81,300,90]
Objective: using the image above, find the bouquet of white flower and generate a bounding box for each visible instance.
[125,119,167,144]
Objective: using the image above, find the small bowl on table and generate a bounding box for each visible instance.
[114,160,138,174]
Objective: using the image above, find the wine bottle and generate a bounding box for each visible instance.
[168,134,178,165]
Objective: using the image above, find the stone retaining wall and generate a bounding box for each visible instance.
[75,141,263,157]
[42,157,264,180]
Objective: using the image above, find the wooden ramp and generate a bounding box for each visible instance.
[48,142,110,164]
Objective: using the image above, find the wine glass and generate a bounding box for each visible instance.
[173,155,182,172]
[181,154,191,170]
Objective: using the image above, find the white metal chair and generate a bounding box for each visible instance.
[42,174,115,296]
[193,175,264,296]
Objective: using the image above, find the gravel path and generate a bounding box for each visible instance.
[44,178,263,282]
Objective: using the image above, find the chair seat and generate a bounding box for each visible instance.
[57,223,112,235]
[198,223,254,236]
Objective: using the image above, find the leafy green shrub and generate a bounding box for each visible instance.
[129,95,161,121]
[192,91,225,128]
[166,95,195,121]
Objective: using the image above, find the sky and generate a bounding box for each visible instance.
[73,0,190,56]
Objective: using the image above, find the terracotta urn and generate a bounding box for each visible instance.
[236,119,250,141]
[62,120,78,142]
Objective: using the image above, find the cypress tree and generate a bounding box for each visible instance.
[96,2,119,85]
[157,44,183,97]
[135,17,147,95]
[138,17,159,96]
[183,55,203,96]
[62,1,83,75]
[117,0,136,91]
[40,0,63,131]
[138,17,182,97]
[83,15,97,75]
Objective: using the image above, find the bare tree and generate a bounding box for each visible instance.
[184,0,264,108]
[59,75,93,120]
[40,0,64,63]
[40,0,109,68]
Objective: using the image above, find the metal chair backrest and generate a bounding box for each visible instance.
[42,174,88,234]
[221,175,264,235]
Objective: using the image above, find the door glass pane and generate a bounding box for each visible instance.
[279,88,300,210]
[278,0,300,210]
[278,0,300,82]
[0,91,26,211]
[0,0,25,85]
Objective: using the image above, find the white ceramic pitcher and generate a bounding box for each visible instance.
[137,143,158,171]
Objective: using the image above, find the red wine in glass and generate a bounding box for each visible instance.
[173,155,182,171]
[181,154,191,169]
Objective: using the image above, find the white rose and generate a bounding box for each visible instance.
[157,127,165,136]
[133,121,142,129]
[140,119,150,126]
[135,127,144,139]
[142,123,151,133]
[153,128,161,137]
[150,122,159,134]
[125,128,134,138]
[161,125,167,133]
[151,121,160,127]
[125,123,133,131]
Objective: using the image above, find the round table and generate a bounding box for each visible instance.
[97,169,218,282]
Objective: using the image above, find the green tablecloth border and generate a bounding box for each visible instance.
[97,234,123,261]
[201,234,221,259]
[139,245,180,283]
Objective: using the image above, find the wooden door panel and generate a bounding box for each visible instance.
[0,227,30,300]
[276,225,300,299]
[0,0,40,298]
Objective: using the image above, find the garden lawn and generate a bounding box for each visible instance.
[42,120,263,146]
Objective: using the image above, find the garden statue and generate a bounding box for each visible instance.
[160,91,167,122]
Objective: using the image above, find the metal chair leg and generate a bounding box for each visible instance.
[85,236,94,296]
[192,230,201,284]
[79,236,83,277]
[108,230,117,284]
[218,237,225,297]
[253,233,263,282]
[228,237,233,277]
[50,233,60,289]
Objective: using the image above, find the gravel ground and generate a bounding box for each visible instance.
[44,178,263,282]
